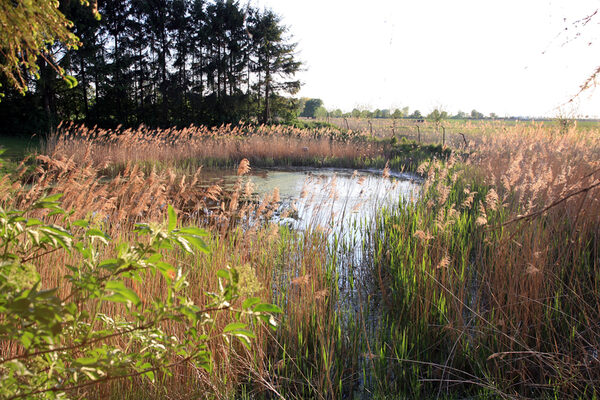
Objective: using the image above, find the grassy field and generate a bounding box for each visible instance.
[1,120,600,398]
[310,116,600,148]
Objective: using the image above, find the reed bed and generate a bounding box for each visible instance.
[372,124,600,398]
[0,141,384,398]
[45,122,382,174]
[3,119,598,398]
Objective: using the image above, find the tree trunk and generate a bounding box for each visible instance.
[262,60,270,124]
[160,29,168,126]
[80,57,89,119]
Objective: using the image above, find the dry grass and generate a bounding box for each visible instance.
[45,122,381,173]
[323,116,600,149]
[374,122,600,397]
[4,119,600,398]
[0,134,352,398]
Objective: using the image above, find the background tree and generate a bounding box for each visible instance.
[300,98,323,118]
[314,106,328,119]
[409,109,422,119]
[392,108,404,119]
[428,108,448,123]
[453,110,467,119]
[470,109,484,119]
[0,0,303,134]
[250,8,301,123]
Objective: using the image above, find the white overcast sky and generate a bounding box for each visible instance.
[253,0,600,117]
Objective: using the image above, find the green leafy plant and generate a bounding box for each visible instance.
[0,198,280,399]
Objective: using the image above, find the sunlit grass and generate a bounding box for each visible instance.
[1,120,599,398]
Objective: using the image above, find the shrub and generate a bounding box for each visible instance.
[0,197,280,399]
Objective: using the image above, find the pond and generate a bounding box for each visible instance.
[210,166,423,395]
[214,166,421,234]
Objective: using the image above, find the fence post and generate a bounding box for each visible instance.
[442,126,446,147]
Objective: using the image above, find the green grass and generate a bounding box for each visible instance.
[0,135,40,175]
[0,135,39,159]
[365,159,600,398]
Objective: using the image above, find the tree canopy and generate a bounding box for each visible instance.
[0,0,302,134]
[0,0,99,97]
[300,98,323,118]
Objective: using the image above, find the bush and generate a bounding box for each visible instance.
[0,197,280,399]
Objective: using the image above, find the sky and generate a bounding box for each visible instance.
[253,0,600,118]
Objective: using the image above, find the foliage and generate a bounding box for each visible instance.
[386,137,451,171]
[299,98,323,118]
[249,8,302,124]
[314,106,329,119]
[427,108,448,124]
[0,0,99,97]
[470,109,484,119]
[409,109,422,119]
[0,0,302,133]
[0,196,280,399]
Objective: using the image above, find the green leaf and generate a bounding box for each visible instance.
[174,236,193,254]
[20,331,34,348]
[64,75,78,88]
[25,218,43,227]
[223,322,246,333]
[216,269,231,280]
[143,369,155,382]
[73,219,89,228]
[5,360,31,376]
[40,224,73,237]
[229,329,256,349]
[40,193,64,203]
[105,281,141,307]
[75,357,98,366]
[85,228,110,245]
[242,297,261,310]
[254,303,282,314]
[180,234,209,254]
[99,258,121,271]
[155,261,176,281]
[177,227,209,237]
[167,205,177,232]
[134,223,152,234]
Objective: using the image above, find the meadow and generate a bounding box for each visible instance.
[1,119,600,399]
[314,116,600,147]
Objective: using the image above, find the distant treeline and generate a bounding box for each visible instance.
[299,100,599,122]
[0,0,301,136]
[297,99,498,120]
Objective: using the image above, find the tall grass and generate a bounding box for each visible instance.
[1,131,392,398]
[371,124,600,398]
[43,122,449,175]
[45,122,379,173]
[3,120,599,398]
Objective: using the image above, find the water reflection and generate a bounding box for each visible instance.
[217,167,421,234]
